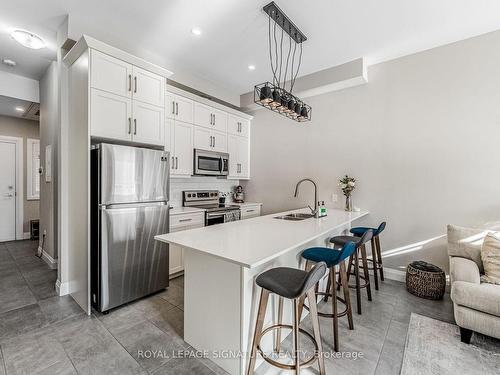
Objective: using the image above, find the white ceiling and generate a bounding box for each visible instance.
[2,0,500,95]
[0,95,37,121]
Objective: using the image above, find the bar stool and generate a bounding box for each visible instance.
[350,222,386,290]
[329,230,374,315]
[300,242,356,352]
[247,262,327,375]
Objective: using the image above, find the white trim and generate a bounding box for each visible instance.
[383,267,407,282]
[26,138,40,200]
[55,279,70,296]
[0,135,23,240]
[38,246,58,269]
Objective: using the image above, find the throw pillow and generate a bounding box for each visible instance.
[481,233,500,285]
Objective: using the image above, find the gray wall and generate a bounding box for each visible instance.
[39,62,59,259]
[0,115,40,233]
[242,29,500,274]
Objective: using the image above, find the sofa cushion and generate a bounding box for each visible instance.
[481,233,500,285]
[447,225,491,272]
[451,281,500,317]
[449,257,480,285]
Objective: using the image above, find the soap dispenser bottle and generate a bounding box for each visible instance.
[319,201,327,217]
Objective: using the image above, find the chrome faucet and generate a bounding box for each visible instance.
[294,178,320,218]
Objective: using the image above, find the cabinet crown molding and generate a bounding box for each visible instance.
[63,35,173,79]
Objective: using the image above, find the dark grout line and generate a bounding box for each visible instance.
[0,345,7,375]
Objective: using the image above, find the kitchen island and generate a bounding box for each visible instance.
[155,207,368,374]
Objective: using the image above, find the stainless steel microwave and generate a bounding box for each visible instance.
[193,149,229,176]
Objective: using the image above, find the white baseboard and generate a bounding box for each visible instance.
[23,232,31,240]
[38,246,58,269]
[383,267,406,282]
[55,279,70,296]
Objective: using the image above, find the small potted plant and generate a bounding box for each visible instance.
[339,175,356,211]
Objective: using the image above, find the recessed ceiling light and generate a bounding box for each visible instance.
[15,107,24,112]
[2,58,17,67]
[191,28,202,36]
[10,29,46,49]
[248,65,256,71]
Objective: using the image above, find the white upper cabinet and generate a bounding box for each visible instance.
[166,92,194,123]
[90,89,132,141]
[228,134,250,179]
[228,115,250,138]
[132,101,164,146]
[194,103,227,132]
[194,126,227,153]
[90,50,132,98]
[132,66,165,107]
[170,121,194,177]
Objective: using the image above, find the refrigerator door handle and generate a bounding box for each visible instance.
[100,201,167,210]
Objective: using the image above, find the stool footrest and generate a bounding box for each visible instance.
[257,324,320,370]
[303,291,349,318]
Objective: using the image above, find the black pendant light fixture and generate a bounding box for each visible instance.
[254,2,311,122]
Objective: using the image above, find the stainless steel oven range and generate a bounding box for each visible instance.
[183,190,240,226]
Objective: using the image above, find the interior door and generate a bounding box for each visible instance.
[0,141,16,242]
[90,88,132,141]
[132,66,165,107]
[132,101,165,146]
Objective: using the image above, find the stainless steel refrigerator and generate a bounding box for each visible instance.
[91,143,170,312]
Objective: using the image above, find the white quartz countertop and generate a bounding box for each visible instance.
[156,207,369,268]
[169,207,206,215]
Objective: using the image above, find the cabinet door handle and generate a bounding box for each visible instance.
[172,156,175,169]
[175,102,178,115]
[134,76,137,93]
[134,118,137,135]
[213,136,216,148]
[128,117,131,134]
[128,74,132,92]
[172,101,175,115]
[246,209,255,213]
[214,113,216,125]
[175,157,179,169]
[179,218,192,223]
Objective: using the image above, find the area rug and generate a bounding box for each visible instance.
[401,313,500,375]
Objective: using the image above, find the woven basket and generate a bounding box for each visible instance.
[406,261,446,300]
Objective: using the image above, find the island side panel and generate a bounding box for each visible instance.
[184,248,243,374]
[240,223,351,374]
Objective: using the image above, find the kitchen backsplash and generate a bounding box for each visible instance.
[170,177,240,207]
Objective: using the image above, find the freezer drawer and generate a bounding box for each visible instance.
[98,203,169,311]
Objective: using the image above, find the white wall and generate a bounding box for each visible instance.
[0,71,40,103]
[39,62,59,259]
[242,29,500,274]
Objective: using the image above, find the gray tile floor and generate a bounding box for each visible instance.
[0,240,457,375]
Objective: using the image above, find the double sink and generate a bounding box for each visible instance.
[274,213,314,221]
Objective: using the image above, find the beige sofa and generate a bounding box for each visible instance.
[447,225,500,343]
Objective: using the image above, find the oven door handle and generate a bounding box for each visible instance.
[219,157,223,174]
[206,212,225,219]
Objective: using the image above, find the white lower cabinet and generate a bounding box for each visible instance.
[167,120,194,177]
[194,126,227,153]
[240,204,262,219]
[169,211,205,276]
[228,134,250,179]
